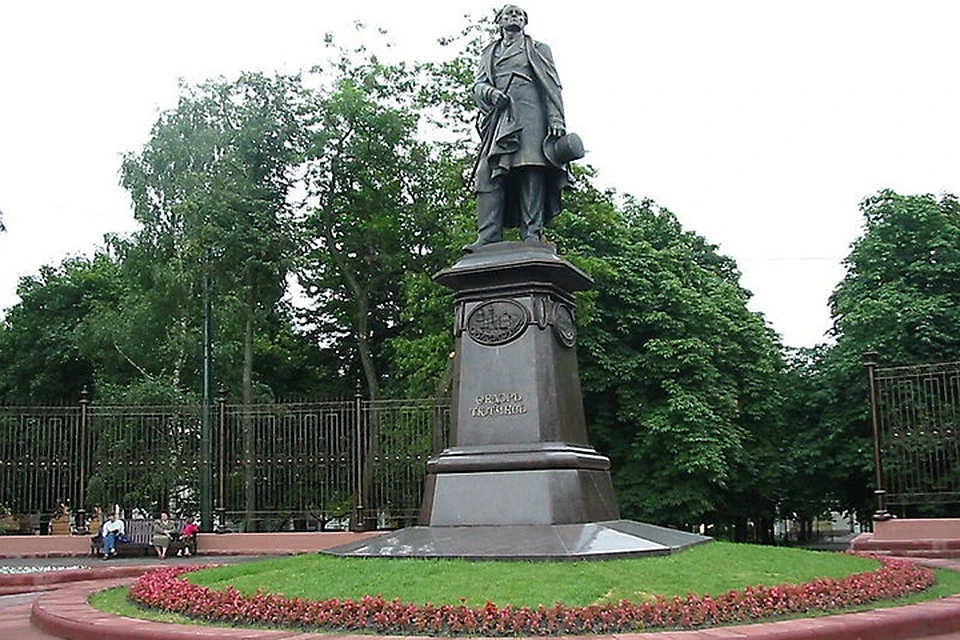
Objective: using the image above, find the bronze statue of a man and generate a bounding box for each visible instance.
[465,4,583,251]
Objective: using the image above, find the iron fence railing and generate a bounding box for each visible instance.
[0,395,450,533]
[866,355,960,517]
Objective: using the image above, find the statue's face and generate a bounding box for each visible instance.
[498,5,527,32]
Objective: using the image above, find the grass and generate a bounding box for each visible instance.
[182,543,877,607]
[89,542,960,628]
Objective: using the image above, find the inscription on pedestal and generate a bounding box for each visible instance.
[467,300,527,345]
[471,392,528,418]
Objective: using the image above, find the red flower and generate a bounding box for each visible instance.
[127,554,935,636]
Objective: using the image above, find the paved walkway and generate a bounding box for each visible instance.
[4,555,960,639]
[0,592,46,639]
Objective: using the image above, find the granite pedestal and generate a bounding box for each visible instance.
[328,243,709,559]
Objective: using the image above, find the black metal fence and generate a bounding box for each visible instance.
[0,394,449,533]
[867,355,960,516]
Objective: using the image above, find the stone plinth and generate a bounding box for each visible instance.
[420,242,619,527]
[327,242,710,559]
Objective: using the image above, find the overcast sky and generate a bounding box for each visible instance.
[2,1,959,348]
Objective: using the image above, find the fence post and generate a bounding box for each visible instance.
[353,388,364,531]
[863,351,890,521]
[215,386,229,533]
[74,388,90,535]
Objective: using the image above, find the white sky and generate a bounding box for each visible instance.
[2,1,960,348]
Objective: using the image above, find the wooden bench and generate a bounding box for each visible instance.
[91,518,188,557]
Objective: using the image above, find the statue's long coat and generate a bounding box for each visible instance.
[473,35,571,229]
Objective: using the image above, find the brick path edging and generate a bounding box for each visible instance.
[0,565,152,593]
[27,576,960,640]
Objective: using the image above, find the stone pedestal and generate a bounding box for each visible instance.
[419,242,619,526]
[327,242,710,559]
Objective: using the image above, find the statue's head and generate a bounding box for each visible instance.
[496,4,528,33]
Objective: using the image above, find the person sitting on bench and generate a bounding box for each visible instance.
[101,512,125,560]
[152,512,176,559]
[178,517,199,556]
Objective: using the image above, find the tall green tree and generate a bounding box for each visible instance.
[120,72,311,528]
[815,190,960,519]
[830,190,960,361]
[389,165,785,530]
[298,42,470,401]
[120,72,306,405]
[0,253,123,404]
[548,178,784,529]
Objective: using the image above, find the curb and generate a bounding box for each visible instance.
[0,550,289,559]
[0,565,156,595]
[27,576,960,640]
[31,579,330,640]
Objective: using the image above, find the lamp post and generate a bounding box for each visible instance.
[75,388,90,535]
[200,261,214,532]
[216,385,229,533]
[863,351,890,521]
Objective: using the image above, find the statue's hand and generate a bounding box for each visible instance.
[547,124,565,138]
[492,89,510,108]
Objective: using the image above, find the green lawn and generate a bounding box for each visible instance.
[183,542,880,607]
[90,542,960,628]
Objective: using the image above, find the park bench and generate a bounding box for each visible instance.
[90,518,189,557]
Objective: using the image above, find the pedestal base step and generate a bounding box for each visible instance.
[420,467,619,526]
[324,520,711,560]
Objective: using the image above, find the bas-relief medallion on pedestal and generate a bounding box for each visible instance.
[553,303,576,348]
[466,299,528,346]
[462,298,578,349]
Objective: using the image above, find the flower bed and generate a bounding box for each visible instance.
[128,556,935,635]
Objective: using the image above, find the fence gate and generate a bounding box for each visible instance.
[867,355,960,517]
[0,396,449,533]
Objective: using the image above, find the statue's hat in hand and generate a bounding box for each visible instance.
[543,132,585,166]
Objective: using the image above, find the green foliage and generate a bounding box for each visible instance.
[0,253,123,403]
[776,346,842,525]
[831,190,960,361]
[810,190,960,518]
[298,33,473,400]
[120,72,307,404]
[546,177,784,527]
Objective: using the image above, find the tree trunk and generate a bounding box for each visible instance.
[355,294,380,529]
[355,293,380,401]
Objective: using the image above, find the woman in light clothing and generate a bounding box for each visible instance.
[152,512,176,559]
